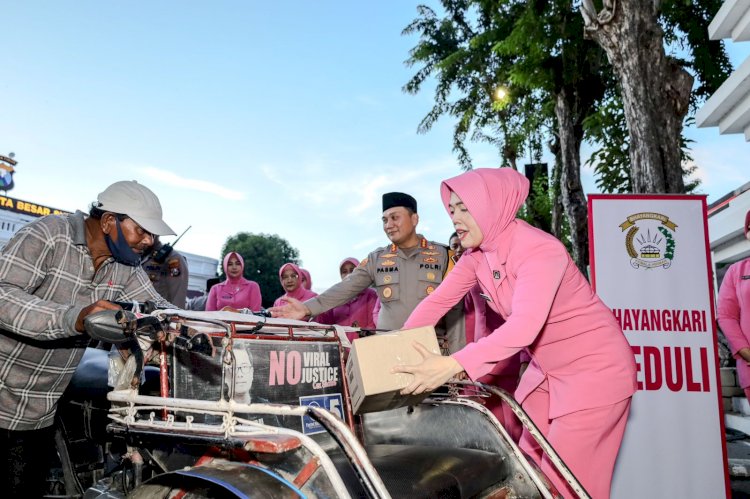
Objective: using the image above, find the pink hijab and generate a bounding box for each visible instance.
[277,262,317,302]
[340,257,359,273]
[440,168,529,252]
[224,252,248,285]
[299,268,312,290]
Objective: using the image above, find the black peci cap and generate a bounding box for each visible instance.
[382,192,417,213]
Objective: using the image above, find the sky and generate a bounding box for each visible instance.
[2,1,749,293]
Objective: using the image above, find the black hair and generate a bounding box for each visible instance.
[89,202,128,221]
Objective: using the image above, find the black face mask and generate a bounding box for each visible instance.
[105,218,142,267]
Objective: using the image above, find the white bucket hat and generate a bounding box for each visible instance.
[97,180,176,236]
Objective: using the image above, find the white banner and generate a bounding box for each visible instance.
[589,195,729,499]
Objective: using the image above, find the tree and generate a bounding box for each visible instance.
[220,233,300,309]
[579,0,730,193]
[404,0,609,274]
[402,2,545,170]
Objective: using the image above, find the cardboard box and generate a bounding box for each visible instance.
[346,326,440,414]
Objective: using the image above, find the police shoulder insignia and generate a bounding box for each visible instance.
[168,258,182,277]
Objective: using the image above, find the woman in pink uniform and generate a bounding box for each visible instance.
[395,168,636,499]
[718,210,750,401]
[316,258,379,340]
[299,268,313,291]
[206,252,262,311]
[273,262,318,308]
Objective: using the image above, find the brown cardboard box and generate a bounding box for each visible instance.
[346,326,440,414]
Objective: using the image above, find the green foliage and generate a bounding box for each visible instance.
[583,91,631,193]
[517,172,551,230]
[517,171,572,251]
[584,91,702,194]
[220,233,300,309]
[402,1,547,169]
[660,0,733,107]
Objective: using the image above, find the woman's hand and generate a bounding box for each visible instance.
[392,342,465,395]
[739,347,750,365]
[268,297,311,320]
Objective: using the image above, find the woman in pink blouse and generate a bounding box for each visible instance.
[718,209,750,400]
[206,252,262,312]
[273,262,318,308]
[316,257,379,340]
[395,168,636,499]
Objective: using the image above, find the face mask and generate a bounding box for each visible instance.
[105,218,142,267]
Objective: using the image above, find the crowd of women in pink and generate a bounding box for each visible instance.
[205,252,262,312]
[396,168,637,499]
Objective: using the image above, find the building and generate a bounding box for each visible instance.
[0,192,218,298]
[696,0,750,137]
[708,181,750,289]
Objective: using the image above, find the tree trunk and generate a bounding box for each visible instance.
[548,136,565,240]
[581,0,692,193]
[555,89,589,277]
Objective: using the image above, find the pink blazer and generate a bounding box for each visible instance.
[718,258,750,388]
[405,220,637,418]
[206,279,262,311]
[316,287,379,329]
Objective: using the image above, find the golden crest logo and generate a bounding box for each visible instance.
[620,212,677,270]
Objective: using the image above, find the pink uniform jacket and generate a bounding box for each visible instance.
[403,168,637,418]
[718,258,750,388]
[316,258,379,333]
[206,252,262,312]
[317,288,379,329]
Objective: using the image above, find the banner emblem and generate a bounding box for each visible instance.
[620,212,677,270]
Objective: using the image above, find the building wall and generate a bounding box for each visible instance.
[708,181,750,289]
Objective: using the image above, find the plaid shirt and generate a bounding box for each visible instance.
[0,211,170,430]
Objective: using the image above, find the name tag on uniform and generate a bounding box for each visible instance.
[479,293,492,302]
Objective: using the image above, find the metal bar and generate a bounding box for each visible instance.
[476,383,591,499]
[159,339,169,420]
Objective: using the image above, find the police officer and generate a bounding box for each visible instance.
[271,192,465,353]
[141,237,189,308]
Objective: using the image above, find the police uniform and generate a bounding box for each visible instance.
[304,235,466,353]
[141,248,189,308]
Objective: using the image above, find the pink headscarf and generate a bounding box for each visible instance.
[278,262,317,301]
[340,257,359,273]
[223,252,247,285]
[299,268,312,290]
[440,168,529,252]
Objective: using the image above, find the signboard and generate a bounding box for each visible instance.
[0,154,16,191]
[589,195,730,498]
[172,336,345,442]
[0,194,70,217]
